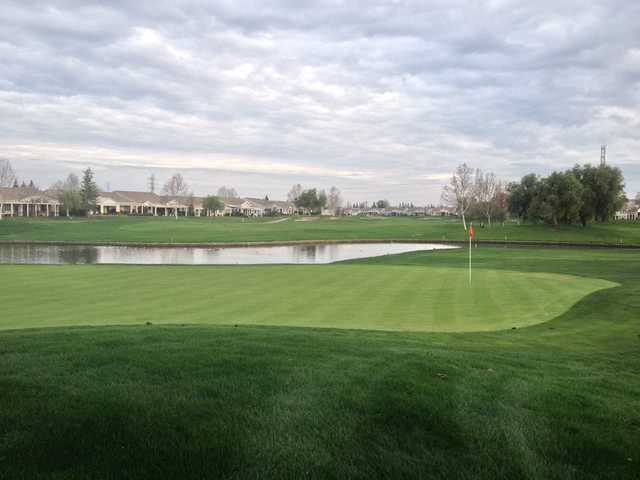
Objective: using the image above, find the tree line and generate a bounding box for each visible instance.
[442,162,626,228]
[506,164,625,225]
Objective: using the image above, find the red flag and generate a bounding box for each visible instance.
[469,224,474,240]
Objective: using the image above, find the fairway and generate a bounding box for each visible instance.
[1,215,639,245]
[0,263,615,332]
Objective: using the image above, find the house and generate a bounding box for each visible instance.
[615,197,639,220]
[219,197,246,216]
[265,200,296,216]
[221,198,296,216]
[0,186,61,217]
[96,191,193,216]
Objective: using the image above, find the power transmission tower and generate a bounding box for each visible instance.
[148,174,156,193]
[600,145,606,166]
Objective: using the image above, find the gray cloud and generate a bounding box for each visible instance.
[0,0,638,203]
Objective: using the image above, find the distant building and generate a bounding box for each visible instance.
[342,205,450,217]
[95,191,296,217]
[615,196,639,220]
[0,186,61,217]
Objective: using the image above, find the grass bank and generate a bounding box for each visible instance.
[1,246,639,479]
[0,215,639,245]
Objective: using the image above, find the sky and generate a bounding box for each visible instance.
[1,0,639,204]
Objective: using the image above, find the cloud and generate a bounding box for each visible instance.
[0,0,638,203]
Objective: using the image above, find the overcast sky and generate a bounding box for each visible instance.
[1,1,639,203]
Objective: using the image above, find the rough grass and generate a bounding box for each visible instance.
[0,215,639,244]
[1,246,639,479]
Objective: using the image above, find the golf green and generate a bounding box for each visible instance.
[0,264,615,332]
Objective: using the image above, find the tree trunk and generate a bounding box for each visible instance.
[461,213,467,231]
[487,214,491,226]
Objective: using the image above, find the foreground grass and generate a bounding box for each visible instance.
[1,247,639,479]
[1,215,639,244]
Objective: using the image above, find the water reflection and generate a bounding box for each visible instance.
[0,243,457,265]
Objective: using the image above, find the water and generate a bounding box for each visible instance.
[0,243,456,265]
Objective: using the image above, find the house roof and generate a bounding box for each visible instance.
[111,191,164,205]
[222,197,245,208]
[161,195,195,207]
[0,187,59,204]
[98,191,137,204]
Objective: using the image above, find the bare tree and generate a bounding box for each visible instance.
[163,173,191,218]
[475,171,498,226]
[327,186,342,211]
[441,163,476,230]
[216,186,238,199]
[0,159,16,187]
[163,173,190,197]
[287,184,302,203]
[51,173,82,217]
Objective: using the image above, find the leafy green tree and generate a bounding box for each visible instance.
[295,188,326,213]
[529,171,583,225]
[202,195,224,216]
[573,164,625,224]
[80,168,99,215]
[507,174,539,220]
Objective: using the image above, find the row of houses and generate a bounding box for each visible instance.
[0,188,302,217]
[1,187,452,218]
[342,206,456,217]
[96,191,298,217]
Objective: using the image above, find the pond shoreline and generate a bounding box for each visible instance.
[0,238,638,249]
[0,242,456,266]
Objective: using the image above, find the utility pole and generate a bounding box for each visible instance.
[148,174,156,193]
[600,145,606,166]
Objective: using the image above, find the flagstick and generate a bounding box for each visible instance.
[469,230,472,285]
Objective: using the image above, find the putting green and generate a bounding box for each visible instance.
[0,264,616,332]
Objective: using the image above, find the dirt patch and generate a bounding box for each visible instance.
[264,218,289,224]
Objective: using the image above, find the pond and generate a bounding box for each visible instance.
[0,243,456,265]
